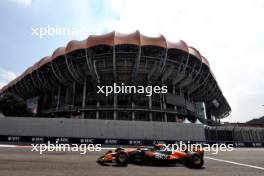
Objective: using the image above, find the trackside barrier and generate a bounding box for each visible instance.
[0,117,205,142]
[0,117,263,147]
[0,135,207,146]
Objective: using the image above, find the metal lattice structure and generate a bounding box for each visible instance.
[0,31,231,123]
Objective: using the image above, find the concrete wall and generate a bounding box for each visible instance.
[0,117,206,141]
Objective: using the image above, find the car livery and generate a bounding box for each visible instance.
[97,144,204,168]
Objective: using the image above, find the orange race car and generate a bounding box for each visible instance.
[97,144,204,168]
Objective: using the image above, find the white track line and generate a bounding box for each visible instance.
[0,144,17,148]
[0,144,33,148]
[102,147,116,150]
[205,156,264,171]
[0,145,119,150]
[234,148,264,151]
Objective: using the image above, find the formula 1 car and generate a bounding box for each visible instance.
[97,144,204,168]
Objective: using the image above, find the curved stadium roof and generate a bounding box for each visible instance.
[0,30,231,118]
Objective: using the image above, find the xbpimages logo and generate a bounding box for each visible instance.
[97,83,168,96]
[31,141,102,154]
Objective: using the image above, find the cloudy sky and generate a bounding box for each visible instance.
[0,0,263,122]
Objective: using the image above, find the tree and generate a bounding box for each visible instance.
[0,93,32,116]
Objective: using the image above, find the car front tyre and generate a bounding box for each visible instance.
[116,151,129,166]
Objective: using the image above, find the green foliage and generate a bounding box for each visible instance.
[0,93,32,116]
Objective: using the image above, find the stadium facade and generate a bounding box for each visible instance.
[0,31,231,124]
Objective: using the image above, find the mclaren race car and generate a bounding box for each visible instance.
[97,144,204,168]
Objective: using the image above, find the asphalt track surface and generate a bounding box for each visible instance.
[0,145,263,176]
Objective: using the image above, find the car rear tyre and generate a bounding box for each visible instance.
[190,154,204,168]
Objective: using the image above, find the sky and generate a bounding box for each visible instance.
[0,0,263,122]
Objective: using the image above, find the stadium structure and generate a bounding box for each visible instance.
[0,31,231,124]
